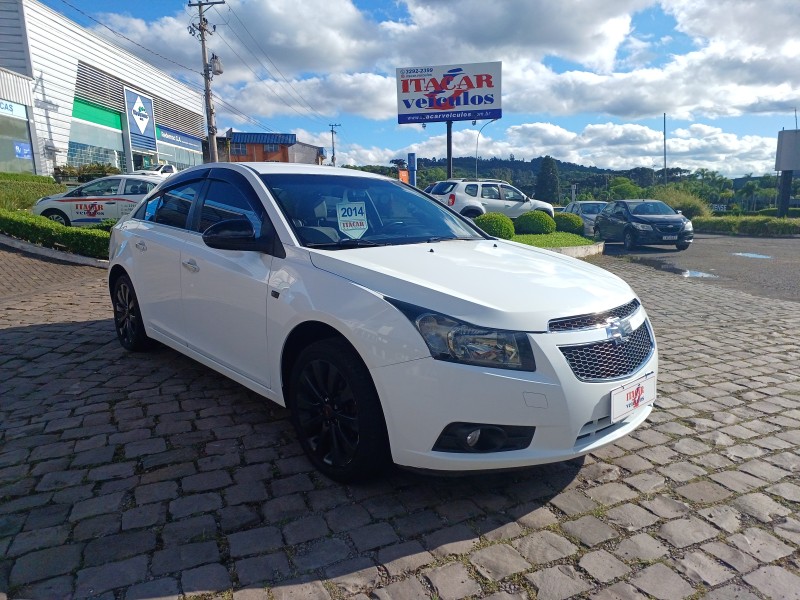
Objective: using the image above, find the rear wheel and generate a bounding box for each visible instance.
[461,209,482,219]
[289,339,390,482]
[111,274,152,351]
[623,230,637,251]
[41,209,70,226]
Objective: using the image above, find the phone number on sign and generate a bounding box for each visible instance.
[398,68,434,77]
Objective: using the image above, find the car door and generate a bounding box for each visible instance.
[70,177,122,223]
[127,177,207,344]
[499,184,533,217]
[594,202,615,238]
[179,169,273,388]
[479,183,506,214]
[606,202,630,241]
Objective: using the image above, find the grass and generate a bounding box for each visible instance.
[513,232,595,248]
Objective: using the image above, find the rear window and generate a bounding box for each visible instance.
[430,181,457,195]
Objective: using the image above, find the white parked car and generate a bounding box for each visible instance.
[130,163,179,177]
[108,163,657,482]
[33,174,162,226]
[429,178,554,218]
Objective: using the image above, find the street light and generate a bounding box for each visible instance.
[475,119,497,178]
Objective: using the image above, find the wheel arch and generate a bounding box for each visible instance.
[108,264,129,295]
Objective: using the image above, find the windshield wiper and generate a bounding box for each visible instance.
[427,236,479,243]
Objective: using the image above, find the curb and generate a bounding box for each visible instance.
[0,233,108,269]
[551,241,605,258]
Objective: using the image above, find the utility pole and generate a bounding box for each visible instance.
[189,1,225,162]
[329,123,340,167]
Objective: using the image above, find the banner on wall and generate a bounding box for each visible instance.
[124,87,157,151]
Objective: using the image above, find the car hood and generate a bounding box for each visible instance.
[308,239,635,331]
[38,191,68,201]
[633,214,687,225]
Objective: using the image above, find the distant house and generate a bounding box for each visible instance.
[222,131,325,165]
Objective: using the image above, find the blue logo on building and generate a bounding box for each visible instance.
[124,88,156,151]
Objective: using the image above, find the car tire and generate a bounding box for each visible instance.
[676,242,690,251]
[41,209,70,226]
[461,209,482,219]
[288,338,390,483]
[111,274,152,352]
[593,227,603,241]
[623,230,637,251]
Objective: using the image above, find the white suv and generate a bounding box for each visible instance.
[429,178,554,218]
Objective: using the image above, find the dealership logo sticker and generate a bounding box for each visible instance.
[131,97,150,135]
[337,202,368,239]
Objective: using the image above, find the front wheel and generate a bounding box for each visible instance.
[593,227,603,241]
[111,274,152,351]
[289,339,390,482]
[41,209,70,227]
[676,242,690,251]
[623,230,637,251]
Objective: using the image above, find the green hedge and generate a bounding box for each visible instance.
[0,172,57,184]
[756,208,800,218]
[515,211,556,234]
[693,216,800,236]
[553,212,584,234]
[0,180,66,211]
[0,208,109,259]
[474,212,515,239]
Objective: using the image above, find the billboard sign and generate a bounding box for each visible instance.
[157,125,203,152]
[124,87,157,151]
[396,61,501,125]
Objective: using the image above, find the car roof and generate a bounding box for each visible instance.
[221,162,393,180]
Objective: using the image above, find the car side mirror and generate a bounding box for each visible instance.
[676,210,682,214]
[202,219,282,256]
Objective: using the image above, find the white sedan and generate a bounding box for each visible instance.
[33,174,162,226]
[108,163,658,482]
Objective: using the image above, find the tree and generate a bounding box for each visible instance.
[535,156,561,202]
[609,177,643,199]
[390,158,407,170]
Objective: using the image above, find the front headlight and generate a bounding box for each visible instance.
[684,220,693,231]
[387,300,536,371]
[632,222,653,231]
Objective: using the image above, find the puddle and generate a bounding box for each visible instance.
[732,252,772,259]
[630,257,718,279]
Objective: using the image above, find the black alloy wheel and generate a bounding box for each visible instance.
[289,338,390,482]
[676,242,691,251]
[112,274,152,351]
[623,229,637,251]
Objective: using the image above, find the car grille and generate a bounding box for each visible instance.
[655,223,681,234]
[559,322,653,382]
[548,299,640,332]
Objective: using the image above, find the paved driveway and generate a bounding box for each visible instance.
[1,245,799,600]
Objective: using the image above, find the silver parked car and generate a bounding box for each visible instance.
[563,201,608,236]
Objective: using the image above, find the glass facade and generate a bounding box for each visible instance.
[0,100,35,174]
[67,119,126,171]
[155,141,202,171]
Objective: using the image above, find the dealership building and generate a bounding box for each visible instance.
[0,0,205,176]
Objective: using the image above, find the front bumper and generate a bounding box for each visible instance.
[371,308,658,471]
[635,229,693,245]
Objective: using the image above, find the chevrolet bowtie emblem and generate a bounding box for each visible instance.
[605,317,633,345]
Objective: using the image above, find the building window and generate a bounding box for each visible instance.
[231,143,247,156]
[264,144,279,153]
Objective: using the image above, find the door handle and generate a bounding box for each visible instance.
[135,241,147,251]
[105,202,116,205]
[182,259,199,273]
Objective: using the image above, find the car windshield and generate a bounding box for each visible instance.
[429,181,457,195]
[260,174,485,249]
[581,202,607,215]
[630,201,676,216]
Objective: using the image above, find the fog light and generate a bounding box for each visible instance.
[466,429,481,447]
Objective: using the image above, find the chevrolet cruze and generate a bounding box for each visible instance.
[108,163,658,482]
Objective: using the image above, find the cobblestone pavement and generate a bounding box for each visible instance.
[1,245,799,600]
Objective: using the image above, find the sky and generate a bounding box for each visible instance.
[41,0,800,178]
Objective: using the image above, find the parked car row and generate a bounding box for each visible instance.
[427,178,554,219]
[107,162,658,482]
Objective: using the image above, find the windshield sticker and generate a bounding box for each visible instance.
[337,201,368,239]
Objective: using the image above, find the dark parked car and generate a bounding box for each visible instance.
[593,199,693,251]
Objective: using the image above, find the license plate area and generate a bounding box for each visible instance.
[611,372,656,423]
[662,235,678,240]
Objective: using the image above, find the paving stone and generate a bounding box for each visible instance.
[150,541,220,575]
[181,469,233,492]
[349,522,399,552]
[228,525,283,557]
[326,556,380,595]
[169,493,222,519]
[549,489,598,515]
[425,562,481,600]
[562,515,618,547]
[512,530,578,565]
[640,495,691,518]
[509,503,559,529]
[675,481,732,504]
[9,544,83,585]
[581,462,621,483]
[703,584,761,600]
[236,551,292,585]
[658,516,719,548]
[181,563,231,595]
[630,563,695,600]
[69,492,124,522]
[7,523,70,557]
[709,470,767,493]
[699,505,742,533]
[774,516,800,545]
[578,549,630,583]
[423,523,476,557]
[74,555,148,598]
[220,504,261,533]
[84,531,157,566]
[469,543,530,581]
[613,533,669,561]
[584,482,638,506]
[526,565,592,600]
[283,515,330,545]
[377,540,434,577]
[122,502,167,530]
[624,472,665,493]
[272,576,332,600]
[728,527,794,562]
[659,462,707,482]
[125,577,180,600]
[161,514,218,546]
[701,541,759,573]
[590,581,648,600]
[743,565,800,600]
[262,493,309,523]
[605,503,659,531]
[292,538,350,571]
[16,575,75,600]
[765,482,800,501]
[372,577,428,600]
[672,550,735,586]
[733,493,792,523]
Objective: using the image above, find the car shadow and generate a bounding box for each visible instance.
[2,318,588,598]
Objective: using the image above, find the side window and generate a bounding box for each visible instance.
[481,184,500,199]
[600,203,614,216]
[198,179,261,234]
[82,178,121,196]
[138,180,202,229]
[464,184,478,197]
[613,204,627,217]
[501,185,525,202]
[123,179,154,195]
